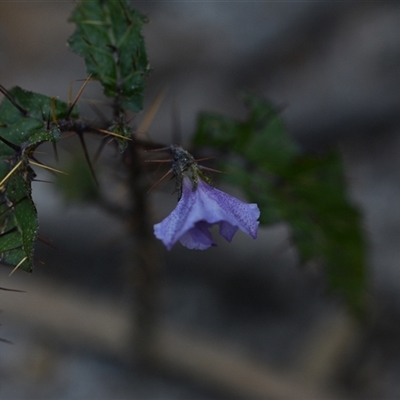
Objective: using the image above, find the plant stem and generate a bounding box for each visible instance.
[126,141,162,362]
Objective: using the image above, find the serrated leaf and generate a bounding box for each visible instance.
[0,86,76,125]
[0,86,78,154]
[278,153,366,313]
[195,112,248,152]
[242,94,298,172]
[195,94,298,174]
[193,94,367,314]
[0,87,75,272]
[0,165,37,272]
[68,0,150,112]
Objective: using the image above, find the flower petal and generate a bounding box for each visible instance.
[154,176,260,250]
[179,221,216,250]
[195,179,260,239]
[154,176,198,249]
[218,221,238,242]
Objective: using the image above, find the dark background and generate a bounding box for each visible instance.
[1,2,400,398]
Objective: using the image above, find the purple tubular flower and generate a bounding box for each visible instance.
[154,176,260,250]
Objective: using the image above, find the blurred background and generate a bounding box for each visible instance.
[1,1,400,398]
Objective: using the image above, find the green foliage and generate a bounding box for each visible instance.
[56,155,99,203]
[0,172,37,273]
[0,86,75,150]
[194,94,367,314]
[109,123,132,153]
[197,96,298,174]
[68,0,150,112]
[0,87,75,272]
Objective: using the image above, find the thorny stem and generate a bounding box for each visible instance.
[58,115,164,361]
[57,117,164,150]
[126,140,162,362]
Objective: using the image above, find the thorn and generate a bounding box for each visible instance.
[66,74,92,119]
[171,95,182,145]
[145,157,166,177]
[77,133,99,186]
[138,86,168,135]
[93,136,111,164]
[0,286,25,293]
[52,142,59,163]
[0,160,23,188]
[145,146,170,153]
[38,234,58,251]
[9,256,28,276]
[0,227,19,238]
[144,159,171,163]
[68,80,73,106]
[50,97,58,124]
[32,179,54,184]
[147,169,173,194]
[95,128,133,141]
[118,0,132,24]
[199,165,227,174]
[29,160,68,175]
[0,338,14,345]
[0,198,28,218]
[0,135,20,151]
[195,157,215,162]
[0,85,28,116]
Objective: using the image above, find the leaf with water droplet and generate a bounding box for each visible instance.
[68,0,150,112]
[0,87,76,272]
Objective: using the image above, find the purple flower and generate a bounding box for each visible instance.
[154,176,260,250]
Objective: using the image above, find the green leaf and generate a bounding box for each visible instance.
[0,86,78,153]
[193,94,367,314]
[109,123,132,153]
[68,0,150,112]
[0,86,75,124]
[196,94,298,174]
[0,87,75,272]
[243,96,298,174]
[0,164,37,273]
[277,153,366,313]
[56,155,99,203]
[195,112,248,152]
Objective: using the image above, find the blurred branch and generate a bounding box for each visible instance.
[1,273,351,399]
